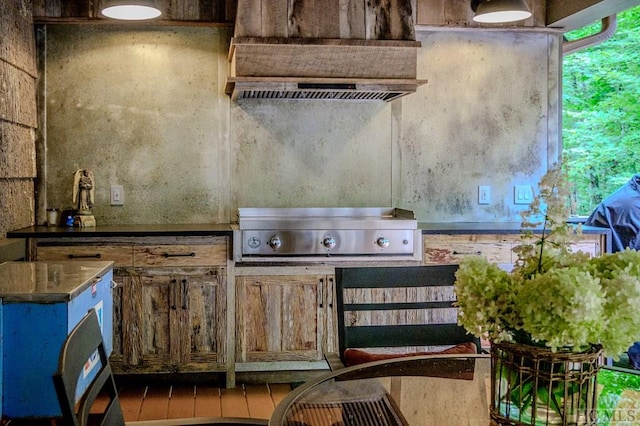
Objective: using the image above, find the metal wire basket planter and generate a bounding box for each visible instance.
[490,341,603,426]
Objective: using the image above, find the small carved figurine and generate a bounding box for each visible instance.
[72,169,96,227]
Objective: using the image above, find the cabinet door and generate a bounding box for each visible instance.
[132,268,226,372]
[236,275,324,362]
[180,268,226,369]
[139,274,174,371]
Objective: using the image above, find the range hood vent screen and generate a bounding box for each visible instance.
[234,88,406,101]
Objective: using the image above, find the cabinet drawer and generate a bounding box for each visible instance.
[37,245,134,267]
[133,244,226,267]
[423,234,513,265]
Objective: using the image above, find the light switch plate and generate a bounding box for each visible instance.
[110,185,124,206]
[478,185,490,205]
[514,185,533,205]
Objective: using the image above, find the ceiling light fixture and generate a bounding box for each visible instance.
[101,0,162,20]
[471,0,532,24]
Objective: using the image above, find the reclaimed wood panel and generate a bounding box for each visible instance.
[231,37,420,79]
[0,0,36,76]
[133,243,227,266]
[0,122,36,178]
[366,0,414,40]
[234,0,262,35]
[289,0,340,38]
[123,273,144,365]
[339,0,366,38]
[36,244,134,266]
[236,275,324,362]
[423,234,513,265]
[262,0,287,37]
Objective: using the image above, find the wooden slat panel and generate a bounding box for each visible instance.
[133,244,227,267]
[36,244,134,266]
[194,385,222,417]
[167,385,196,418]
[245,384,274,419]
[220,387,250,417]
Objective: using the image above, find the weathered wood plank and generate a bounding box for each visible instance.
[366,0,415,40]
[133,244,227,267]
[339,0,366,38]
[234,0,262,36]
[261,0,287,37]
[123,274,144,365]
[289,0,340,38]
[231,38,419,79]
[416,0,444,25]
[36,244,134,266]
[171,0,200,20]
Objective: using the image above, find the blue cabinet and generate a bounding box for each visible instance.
[0,261,114,419]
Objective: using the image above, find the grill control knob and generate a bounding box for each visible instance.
[268,236,282,250]
[323,237,336,249]
[376,237,390,248]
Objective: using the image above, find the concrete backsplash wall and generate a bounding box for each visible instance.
[42,25,560,224]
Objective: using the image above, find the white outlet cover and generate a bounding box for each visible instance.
[110,185,124,206]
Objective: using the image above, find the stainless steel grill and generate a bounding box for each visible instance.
[234,207,421,263]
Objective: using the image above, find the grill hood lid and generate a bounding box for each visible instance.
[224,37,426,102]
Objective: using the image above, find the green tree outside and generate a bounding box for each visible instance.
[563,6,640,215]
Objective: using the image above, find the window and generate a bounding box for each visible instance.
[562,6,640,216]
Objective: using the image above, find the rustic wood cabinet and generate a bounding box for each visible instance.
[35,236,228,374]
[129,267,226,372]
[235,274,337,363]
[423,232,607,266]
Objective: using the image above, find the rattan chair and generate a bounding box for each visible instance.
[53,308,267,426]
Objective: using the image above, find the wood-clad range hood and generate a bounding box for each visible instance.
[225,0,425,102]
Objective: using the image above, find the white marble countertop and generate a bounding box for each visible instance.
[0,261,114,302]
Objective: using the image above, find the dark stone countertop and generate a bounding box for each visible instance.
[418,222,610,235]
[7,223,233,239]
